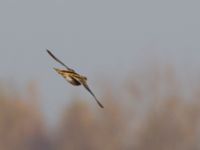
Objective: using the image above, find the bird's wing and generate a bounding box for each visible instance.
[46,49,74,72]
[81,80,104,108]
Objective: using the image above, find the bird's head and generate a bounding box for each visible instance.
[53,68,64,75]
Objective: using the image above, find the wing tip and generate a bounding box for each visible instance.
[46,49,52,55]
[100,104,104,109]
[97,101,104,109]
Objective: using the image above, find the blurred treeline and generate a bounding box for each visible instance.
[0,66,200,150]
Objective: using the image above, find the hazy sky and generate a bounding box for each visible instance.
[0,0,200,125]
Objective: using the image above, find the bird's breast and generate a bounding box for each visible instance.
[66,76,81,86]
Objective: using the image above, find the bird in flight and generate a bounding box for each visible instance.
[46,49,104,108]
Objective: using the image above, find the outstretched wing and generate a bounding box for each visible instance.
[46,49,74,72]
[81,80,104,108]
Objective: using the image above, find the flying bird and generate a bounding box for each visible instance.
[46,49,104,108]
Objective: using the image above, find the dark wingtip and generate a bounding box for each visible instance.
[46,49,51,54]
[97,101,104,109]
[100,104,104,109]
[46,49,58,62]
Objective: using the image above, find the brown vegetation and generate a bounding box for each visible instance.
[0,67,200,150]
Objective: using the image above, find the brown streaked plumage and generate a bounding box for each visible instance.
[47,49,104,108]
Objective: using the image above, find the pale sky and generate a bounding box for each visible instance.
[0,0,200,125]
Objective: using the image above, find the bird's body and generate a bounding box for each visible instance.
[47,49,104,108]
[54,68,85,86]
